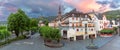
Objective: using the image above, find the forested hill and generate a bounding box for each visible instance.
[104,10,120,20]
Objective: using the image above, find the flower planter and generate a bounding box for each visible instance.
[44,39,63,48]
[100,34,113,37]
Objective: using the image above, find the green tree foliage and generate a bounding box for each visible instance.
[7,9,30,37]
[0,30,4,40]
[38,17,49,26]
[0,26,6,30]
[44,20,49,26]
[39,26,61,41]
[100,29,114,34]
[29,18,38,32]
[0,29,11,40]
[0,26,11,40]
[30,18,38,27]
[104,10,120,20]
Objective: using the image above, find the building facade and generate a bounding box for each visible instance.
[49,7,117,41]
[49,9,97,41]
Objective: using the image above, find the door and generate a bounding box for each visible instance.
[76,35,83,40]
[89,34,95,39]
[63,30,67,38]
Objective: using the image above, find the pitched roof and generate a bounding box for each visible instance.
[94,13,103,20]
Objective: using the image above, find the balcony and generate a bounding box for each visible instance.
[88,23,94,27]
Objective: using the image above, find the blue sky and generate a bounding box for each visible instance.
[0,0,120,21]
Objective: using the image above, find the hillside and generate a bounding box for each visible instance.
[104,10,120,20]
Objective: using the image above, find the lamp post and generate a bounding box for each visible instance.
[86,24,98,49]
[86,34,98,49]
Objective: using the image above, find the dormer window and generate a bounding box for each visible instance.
[85,15,88,20]
[85,15,87,18]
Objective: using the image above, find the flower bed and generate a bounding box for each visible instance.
[100,28,114,37]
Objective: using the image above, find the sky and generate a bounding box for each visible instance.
[0,0,120,21]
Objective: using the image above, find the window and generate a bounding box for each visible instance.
[80,23,82,26]
[72,23,74,27]
[76,23,78,27]
[91,29,93,31]
[102,26,103,28]
[77,29,79,31]
[72,14,74,20]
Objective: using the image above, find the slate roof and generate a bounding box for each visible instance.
[94,13,103,20]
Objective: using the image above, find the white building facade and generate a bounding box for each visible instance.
[59,13,97,41]
[49,9,117,41]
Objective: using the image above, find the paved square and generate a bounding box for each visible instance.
[0,34,118,50]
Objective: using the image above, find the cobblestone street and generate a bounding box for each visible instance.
[0,33,119,50]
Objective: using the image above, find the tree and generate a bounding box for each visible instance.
[39,26,61,43]
[0,26,11,41]
[0,30,4,40]
[1,29,11,40]
[0,26,6,30]
[29,18,38,33]
[37,17,49,26]
[7,9,30,37]
[44,20,49,26]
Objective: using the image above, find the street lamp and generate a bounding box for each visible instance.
[86,34,98,49]
[86,24,98,49]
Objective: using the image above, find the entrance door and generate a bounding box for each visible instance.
[89,34,95,39]
[76,35,83,40]
[63,30,67,38]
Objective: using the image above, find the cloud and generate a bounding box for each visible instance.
[0,0,63,21]
[0,0,120,21]
[63,0,120,13]
[97,0,120,8]
[63,0,108,13]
